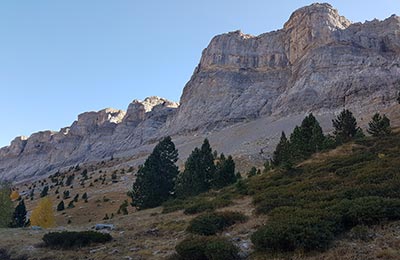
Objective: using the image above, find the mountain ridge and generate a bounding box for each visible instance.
[1,3,400,181]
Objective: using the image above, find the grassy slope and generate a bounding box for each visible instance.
[1,132,400,259]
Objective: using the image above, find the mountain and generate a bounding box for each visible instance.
[1,3,399,181]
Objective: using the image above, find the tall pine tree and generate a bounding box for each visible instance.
[332,109,359,143]
[211,154,236,189]
[367,113,391,137]
[176,139,216,198]
[130,136,179,209]
[12,199,27,227]
[272,132,292,168]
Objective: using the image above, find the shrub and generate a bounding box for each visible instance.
[183,196,232,215]
[187,211,247,235]
[251,207,338,252]
[175,236,239,260]
[42,231,112,249]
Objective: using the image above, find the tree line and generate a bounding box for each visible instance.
[129,137,238,210]
[272,110,392,169]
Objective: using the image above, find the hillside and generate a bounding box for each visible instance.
[1,129,400,259]
[1,3,400,182]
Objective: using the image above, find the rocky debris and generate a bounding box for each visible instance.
[1,3,400,182]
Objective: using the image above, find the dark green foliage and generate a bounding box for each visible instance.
[211,154,236,189]
[176,139,215,198]
[251,207,338,252]
[398,91,400,104]
[187,211,248,236]
[82,192,88,200]
[175,236,239,260]
[332,109,360,143]
[57,200,65,211]
[247,166,257,178]
[0,248,28,260]
[235,179,248,195]
[290,114,326,160]
[65,175,74,186]
[183,197,232,215]
[42,231,112,249]
[68,200,74,208]
[272,132,292,168]
[367,113,391,137]
[130,136,179,209]
[12,200,27,227]
[40,186,49,197]
[73,194,79,202]
[249,132,400,253]
[63,190,70,199]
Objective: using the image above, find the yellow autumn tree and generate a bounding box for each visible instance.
[10,190,20,201]
[30,197,55,228]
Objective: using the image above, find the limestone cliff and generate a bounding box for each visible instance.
[1,3,399,181]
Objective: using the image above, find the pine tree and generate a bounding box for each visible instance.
[332,109,359,143]
[211,154,236,189]
[175,139,216,198]
[130,136,179,209]
[68,200,75,208]
[30,197,55,228]
[57,200,65,211]
[247,167,257,178]
[82,192,88,200]
[0,182,14,227]
[367,113,391,137]
[290,114,326,160]
[12,199,27,227]
[73,194,79,202]
[40,186,49,197]
[272,132,292,168]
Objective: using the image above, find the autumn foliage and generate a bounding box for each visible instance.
[30,197,55,228]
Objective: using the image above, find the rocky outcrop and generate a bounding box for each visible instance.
[168,3,400,134]
[1,3,400,181]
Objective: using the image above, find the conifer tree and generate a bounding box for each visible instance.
[247,166,257,178]
[12,199,27,227]
[130,136,179,209]
[332,109,359,143]
[0,182,13,227]
[40,186,49,197]
[57,200,65,211]
[175,139,215,198]
[30,197,55,228]
[272,132,292,168]
[211,154,236,189]
[367,113,391,137]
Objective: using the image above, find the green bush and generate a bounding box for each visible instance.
[42,231,112,249]
[334,196,400,228]
[175,236,239,260]
[183,197,232,215]
[187,211,247,235]
[251,207,338,252]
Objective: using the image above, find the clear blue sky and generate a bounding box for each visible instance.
[0,1,399,147]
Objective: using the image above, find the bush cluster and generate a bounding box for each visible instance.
[42,231,112,249]
[249,132,400,253]
[187,211,248,235]
[175,236,239,260]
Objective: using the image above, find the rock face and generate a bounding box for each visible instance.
[1,3,400,181]
[168,3,399,133]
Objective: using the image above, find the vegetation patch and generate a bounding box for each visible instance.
[187,211,248,235]
[249,132,400,253]
[175,236,239,260]
[42,231,112,249]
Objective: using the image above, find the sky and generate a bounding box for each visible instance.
[0,1,399,147]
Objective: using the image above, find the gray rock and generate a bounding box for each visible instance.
[0,3,399,182]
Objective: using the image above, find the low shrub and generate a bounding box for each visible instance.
[251,207,339,252]
[42,231,112,249]
[184,197,232,215]
[187,211,248,235]
[175,236,239,260]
